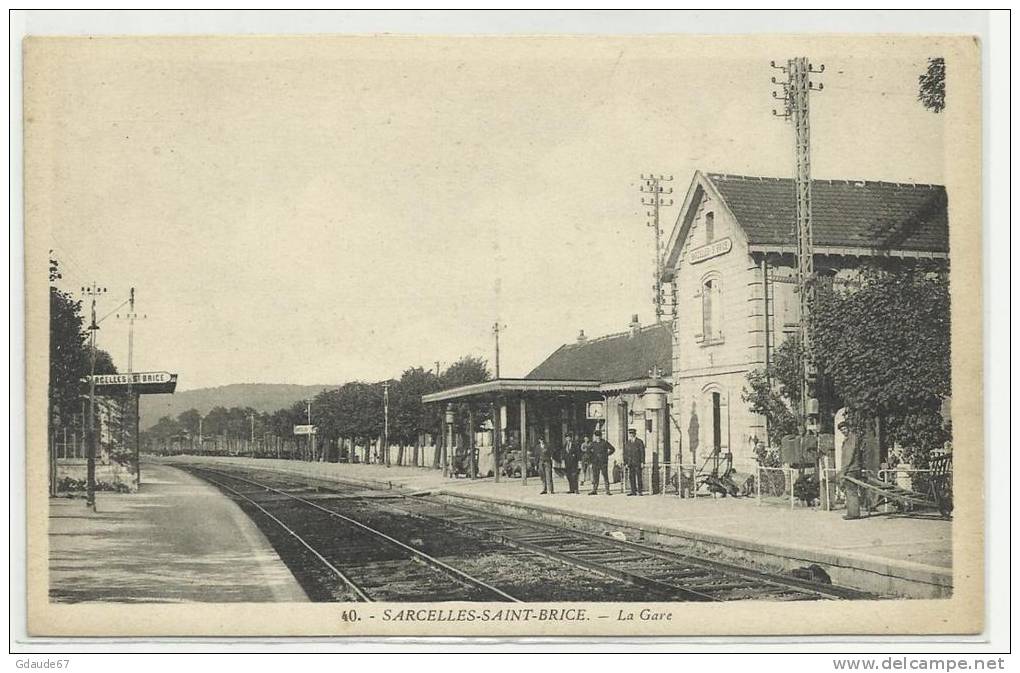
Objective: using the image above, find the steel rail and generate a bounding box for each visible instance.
[196,470,372,602]
[417,497,874,601]
[187,462,873,601]
[193,467,522,603]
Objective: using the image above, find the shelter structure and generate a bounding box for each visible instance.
[422,316,672,483]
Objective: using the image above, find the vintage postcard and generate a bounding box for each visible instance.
[24,33,983,638]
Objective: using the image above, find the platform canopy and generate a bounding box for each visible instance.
[422,378,601,404]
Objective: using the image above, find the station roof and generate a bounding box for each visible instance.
[708,173,949,253]
[526,322,672,384]
[665,171,950,269]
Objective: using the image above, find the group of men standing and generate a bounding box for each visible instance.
[537,427,647,496]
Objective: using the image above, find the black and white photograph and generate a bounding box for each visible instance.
[20,21,986,640]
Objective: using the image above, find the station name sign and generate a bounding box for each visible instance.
[294,425,318,435]
[86,371,178,395]
[688,237,732,264]
[90,372,173,386]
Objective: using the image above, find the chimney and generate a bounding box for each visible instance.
[629,314,641,337]
[576,329,588,344]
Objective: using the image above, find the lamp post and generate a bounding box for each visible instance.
[443,404,455,477]
[383,382,390,468]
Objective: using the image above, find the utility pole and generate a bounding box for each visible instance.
[435,361,442,378]
[249,413,256,456]
[382,382,390,467]
[117,287,146,487]
[306,398,313,462]
[82,283,107,511]
[640,174,674,322]
[492,322,507,378]
[771,56,825,433]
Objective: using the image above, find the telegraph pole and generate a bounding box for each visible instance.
[492,322,507,378]
[117,288,146,486]
[771,56,825,433]
[306,398,313,462]
[640,174,674,322]
[382,382,390,467]
[82,283,107,511]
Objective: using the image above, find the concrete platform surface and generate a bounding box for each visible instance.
[49,462,308,603]
[164,456,952,597]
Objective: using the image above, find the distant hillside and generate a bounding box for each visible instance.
[139,383,335,429]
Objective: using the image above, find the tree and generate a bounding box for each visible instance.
[812,267,950,465]
[93,349,118,375]
[177,409,202,435]
[390,367,442,445]
[918,57,945,113]
[49,280,87,431]
[145,415,183,445]
[441,356,491,388]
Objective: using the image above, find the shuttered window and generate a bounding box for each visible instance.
[702,279,714,337]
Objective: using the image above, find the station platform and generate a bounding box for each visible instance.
[162,455,953,599]
[48,462,308,603]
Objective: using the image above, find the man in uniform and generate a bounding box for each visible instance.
[837,420,863,518]
[579,434,592,486]
[623,427,646,495]
[562,432,581,494]
[587,430,615,495]
[538,437,555,495]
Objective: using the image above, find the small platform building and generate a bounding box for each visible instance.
[422,316,672,483]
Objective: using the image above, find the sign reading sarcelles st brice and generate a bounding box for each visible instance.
[89,372,174,386]
[688,237,732,264]
[86,371,178,395]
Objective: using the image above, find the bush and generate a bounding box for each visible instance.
[57,476,131,494]
[793,473,819,505]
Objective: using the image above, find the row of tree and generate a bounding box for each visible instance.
[143,356,492,461]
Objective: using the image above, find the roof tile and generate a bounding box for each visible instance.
[706,174,949,253]
[526,323,672,383]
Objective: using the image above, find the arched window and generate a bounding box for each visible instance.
[705,211,715,243]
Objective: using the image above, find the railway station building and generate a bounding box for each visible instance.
[422,316,673,479]
[660,171,949,474]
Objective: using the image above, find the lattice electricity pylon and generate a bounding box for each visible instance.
[640,174,674,322]
[771,57,824,432]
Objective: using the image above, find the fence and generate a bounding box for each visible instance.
[756,465,796,509]
[819,466,845,511]
[614,464,700,498]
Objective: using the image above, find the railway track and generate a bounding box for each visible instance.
[391,497,872,602]
[192,467,519,602]
[187,464,874,603]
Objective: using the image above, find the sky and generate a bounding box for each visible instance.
[33,35,948,391]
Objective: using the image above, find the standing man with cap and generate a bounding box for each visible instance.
[624,427,646,495]
[587,430,615,495]
[538,437,555,495]
[562,432,581,494]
